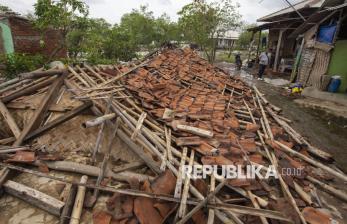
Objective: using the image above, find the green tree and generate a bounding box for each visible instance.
[67,18,111,60]
[120,6,156,49]
[34,0,89,60]
[120,6,180,50]
[236,24,268,58]
[102,25,137,62]
[0,4,13,14]
[178,0,241,62]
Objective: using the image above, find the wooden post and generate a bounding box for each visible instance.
[247,31,256,63]
[256,30,262,59]
[273,29,284,72]
[70,175,88,224]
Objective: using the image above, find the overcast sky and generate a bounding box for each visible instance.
[2,0,301,25]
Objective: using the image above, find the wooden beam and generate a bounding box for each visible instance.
[3,180,65,216]
[131,112,147,140]
[24,102,93,141]
[13,73,66,146]
[18,69,65,80]
[6,102,74,112]
[176,125,213,138]
[1,76,57,104]
[273,29,284,72]
[0,100,21,138]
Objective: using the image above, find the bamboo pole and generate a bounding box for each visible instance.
[178,150,195,217]
[70,175,88,224]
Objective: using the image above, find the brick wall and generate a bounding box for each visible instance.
[8,17,66,58]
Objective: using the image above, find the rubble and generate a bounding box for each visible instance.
[0,47,346,224]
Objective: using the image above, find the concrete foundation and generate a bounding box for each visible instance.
[302,86,347,107]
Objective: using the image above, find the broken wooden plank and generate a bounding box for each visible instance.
[178,150,195,218]
[3,180,65,216]
[18,69,65,80]
[131,112,147,140]
[24,102,92,141]
[176,136,202,146]
[176,124,213,138]
[1,76,57,104]
[207,174,216,224]
[0,137,15,145]
[70,175,88,224]
[6,102,74,112]
[0,100,21,138]
[33,160,151,183]
[165,126,173,162]
[13,72,67,146]
[174,147,187,198]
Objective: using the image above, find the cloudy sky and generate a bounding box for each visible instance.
[2,0,301,24]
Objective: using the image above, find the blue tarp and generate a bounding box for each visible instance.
[317,24,337,44]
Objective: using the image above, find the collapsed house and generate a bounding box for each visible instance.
[248,0,347,93]
[0,47,346,224]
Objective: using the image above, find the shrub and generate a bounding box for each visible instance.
[0,53,45,79]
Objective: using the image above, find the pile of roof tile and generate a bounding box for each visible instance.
[0,47,346,224]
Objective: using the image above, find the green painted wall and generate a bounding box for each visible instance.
[328,40,347,93]
[0,21,14,54]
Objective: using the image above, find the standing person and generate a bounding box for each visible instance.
[235,52,242,71]
[258,50,269,80]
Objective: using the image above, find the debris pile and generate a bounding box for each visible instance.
[0,47,346,224]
